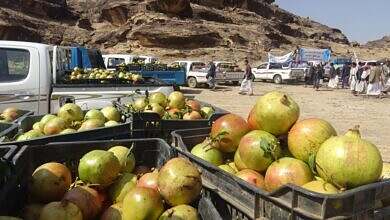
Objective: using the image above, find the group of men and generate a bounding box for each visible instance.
[306,60,390,97]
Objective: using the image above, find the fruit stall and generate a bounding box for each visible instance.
[0,90,389,220]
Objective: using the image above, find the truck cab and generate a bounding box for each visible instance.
[0,41,173,114]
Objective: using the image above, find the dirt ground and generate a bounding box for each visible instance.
[182,82,390,162]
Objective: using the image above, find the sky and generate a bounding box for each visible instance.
[275,0,390,43]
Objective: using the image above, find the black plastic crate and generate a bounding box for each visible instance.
[171,127,390,220]
[114,100,229,141]
[12,109,34,123]
[0,122,19,142]
[0,145,18,190]
[0,114,132,148]
[0,139,223,220]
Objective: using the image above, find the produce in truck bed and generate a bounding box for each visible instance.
[159,205,199,220]
[191,138,224,166]
[0,107,19,122]
[65,68,144,84]
[235,169,265,189]
[302,180,339,194]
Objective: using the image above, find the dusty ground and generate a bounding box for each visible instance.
[182,82,390,161]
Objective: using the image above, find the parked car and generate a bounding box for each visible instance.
[252,62,305,84]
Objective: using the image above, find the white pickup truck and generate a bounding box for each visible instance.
[252,62,305,84]
[103,54,158,70]
[172,61,244,88]
[0,41,173,114]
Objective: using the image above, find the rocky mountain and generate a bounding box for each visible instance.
[365,36,390,49]
[0,0,387,63]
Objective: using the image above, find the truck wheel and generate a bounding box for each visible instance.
[273,75,282,84]
[187,77,198,88]
[232,81,239,86]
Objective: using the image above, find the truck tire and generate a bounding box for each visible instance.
[273,75,282,84]
[187,77,198,88]
[232,81,239,86]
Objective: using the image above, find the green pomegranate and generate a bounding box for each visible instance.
[39,201,82,220]
[17,130,44,141]
[200,106,215,119]
[168,91,185,109]
[108,146,136,173]
[39,114,57,127]
[191,138,224,166]
[84,109,106,122]
[101,203,122,220]
[43,117,67,135]
[59,128,77,134]
[132,98,148,111]
[78,119,104,131]
[144,103,165,117]
[30,162,72,203]
[108,173,137,203]
[78,150,121,187]
[234,150,248,171]
[159,205,199,220]
[149,92,168,108]
[122,187,164,220]
[315,127,383,189]
[288,118,337,163]
[302,180,339,194]
[105,120,119,127]
[58,103,84,125]
[158,158,202,206]
[101,106,121,122]
[254,91,300,136]
[218,164,237,174]
[238,130,282,172]
[32,122,44,132]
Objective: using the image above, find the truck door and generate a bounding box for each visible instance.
[0,46,40,113]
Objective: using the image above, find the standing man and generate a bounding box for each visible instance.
[206,58,216,90]
[305,62,314,87]
[327,63,338,88]
[349,62,358,95]
[313,62,323,91]
[239,59,254,96]
[341,62,351,89]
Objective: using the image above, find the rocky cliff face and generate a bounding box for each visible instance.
[0,0,386,63]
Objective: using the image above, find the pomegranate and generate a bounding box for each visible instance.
[39,201,82,220]
[236,169,265,189]
[200,106,215,119]
[191,138,224,166]
[247,108,260,130]
[168,91,185,109]
[17,130,43,141]
[234,150,248,171]
[238,130,281,172]
[144,103,165,117]
[166,108,182,119]
[159,205,199,220]
[32,122,43,132]
[108,173,137,203]
[132,97,148,111]
[315,127,383,189]
[63,186,104,219]
[43,117,66,135]
[137,170,159,191]
[158,158,202,206]
[254,91,300,136]
[288,118,337,162]
[60,128,77,134]
[186,100,201,112]
[39,114,56,127]
[78,119,104,131]
[149,92,168,108]
[84,109,105,122]
[23,203,44,220]
[265,157,313,192]
[210,114,250,153]
[218,164,237,174]
[104,120,119,127]
[302,180,339,194]
[108,146,135,173]
[101,106,121,122]
[101,203,122,220]
[1,107,18,121]
[78,150,121,187]
[30,162,72,202]
[183,111,202,120]
[122,187,164,220]
[58,103,84,125]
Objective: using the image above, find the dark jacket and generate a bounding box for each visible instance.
[342,64,350,78]
[206,62,216,78]
[244,64,253,80]
[329,66,336,78]
[356,67,364,81]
